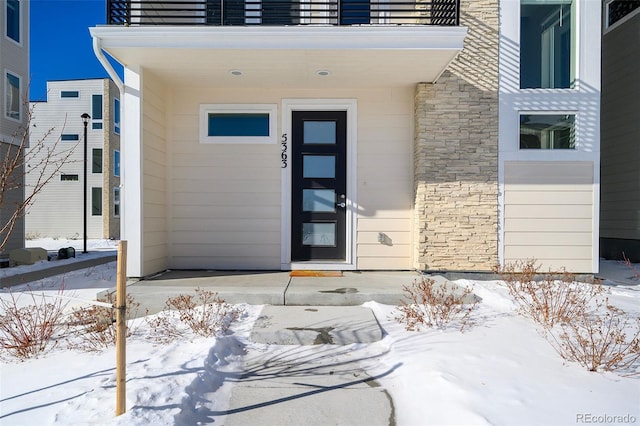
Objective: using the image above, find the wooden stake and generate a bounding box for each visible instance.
[115,240,127,416]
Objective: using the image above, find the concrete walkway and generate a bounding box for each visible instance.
[115,270,428,315]
[0,254,117,288]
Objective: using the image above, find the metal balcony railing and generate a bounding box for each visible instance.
[107,0,460,26]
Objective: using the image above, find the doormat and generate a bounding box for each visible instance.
[290,270,343,277]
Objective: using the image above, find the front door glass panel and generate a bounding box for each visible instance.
[303,189,336,212]
[303,121,336,144]
[303,155,336,178]
[302,223,336,246]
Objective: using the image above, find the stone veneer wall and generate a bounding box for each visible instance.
[413,0,499,271]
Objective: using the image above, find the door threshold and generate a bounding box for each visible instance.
[290,270,343,277]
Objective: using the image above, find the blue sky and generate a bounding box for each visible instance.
[30,0,121,101]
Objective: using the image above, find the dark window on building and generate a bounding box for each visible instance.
[520,0,574,89]
[607,0,640,27]
[61,134,79,141]
[92,187,102,216]
[60,91,79,98]
[92,148,103,173]
[61,174,79,181]
[6,0,20,43]
[520,114,576,149]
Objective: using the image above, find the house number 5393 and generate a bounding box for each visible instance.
[281,134,288,168]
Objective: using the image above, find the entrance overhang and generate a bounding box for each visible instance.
[90,25,467,88]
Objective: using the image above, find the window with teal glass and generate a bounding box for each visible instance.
[200,104,277,144]
[208,113,270,137]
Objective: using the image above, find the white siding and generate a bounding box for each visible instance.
[142,71,168,274]
[162,86,413,270]
[503,161,595,272]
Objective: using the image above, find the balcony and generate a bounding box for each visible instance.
[107,0,460,26]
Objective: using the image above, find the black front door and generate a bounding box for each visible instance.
[291,111,347,261]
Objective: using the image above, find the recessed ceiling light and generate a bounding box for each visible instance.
[229,70,243,76]
[316,70,331,77]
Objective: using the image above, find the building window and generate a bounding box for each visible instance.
[520,0,575,89]
[61,174,79,181]
[199,104,277,144]
[61,134,79,141]
[520,114,576,149]
[114,98,120,134]
[5,71,20,120]
[60,91,79,98]
[92,187,102,216]
[114,150,120,177]
[605,0,640,29]
[114,187,120,217]
[92,148,103,173]
[92,94,103,130]
[6,0,20,43]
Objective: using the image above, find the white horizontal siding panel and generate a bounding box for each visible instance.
[503,258,594,273]
[172,192,281,207]
[505,218,593,233]
[504,204,593,219]
[172,231,280,245]
[172,218,280,232]
[504,191,593,205]
[172,205,281,219]
[357,218,412,232]
[171,256,280,270]
[505,245,593,260]
[357,231,412,245]
[357,257,412,270]
[504,232,593,246]
[357,243,412,258]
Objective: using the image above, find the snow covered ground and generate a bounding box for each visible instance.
[0,246,638,425]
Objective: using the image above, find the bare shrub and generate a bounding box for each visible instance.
[497,260,640,374]
[622,253,640,280]
[495,260,605,328]
[146,288,244,342]
[548,304,640,373]
[394,278,478,331]
[67,293,145,352]
[0,287,69,360]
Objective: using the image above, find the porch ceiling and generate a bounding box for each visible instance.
[91,26,467,88]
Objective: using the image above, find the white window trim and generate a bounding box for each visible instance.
[199,104,277,144]
[4,0,22,46]
[280,98,358,271]
[4,69,22,122]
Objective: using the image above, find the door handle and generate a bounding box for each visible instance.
[337,202,346,208]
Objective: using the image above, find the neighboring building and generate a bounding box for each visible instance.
[0,0,28,255]
[90,0,601,278]
[600,0,640,262]
[26,79,121,240]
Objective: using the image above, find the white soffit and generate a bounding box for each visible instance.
[91,26,468,87]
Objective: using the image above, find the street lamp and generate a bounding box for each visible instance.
[81,113,91,254]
